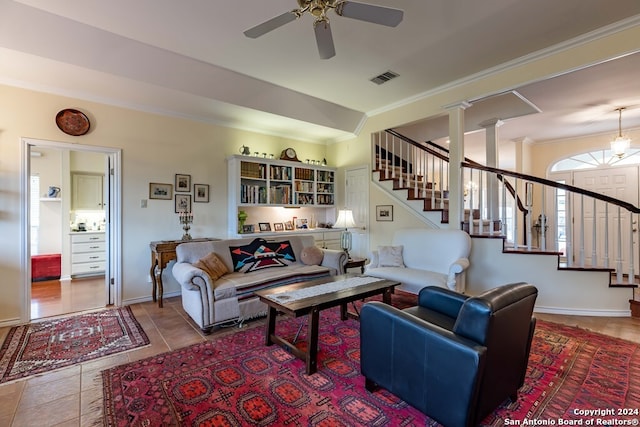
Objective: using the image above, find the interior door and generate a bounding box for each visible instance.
[572,166,638,271]
[345,166,369,258]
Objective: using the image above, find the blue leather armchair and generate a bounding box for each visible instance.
[360,282,538,427]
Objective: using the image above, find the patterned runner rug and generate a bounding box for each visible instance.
[102,301,640,426]
[0,306,149,384]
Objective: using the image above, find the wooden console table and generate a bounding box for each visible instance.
[149,238,219,307]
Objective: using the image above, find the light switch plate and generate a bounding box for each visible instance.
[140,199,147,208]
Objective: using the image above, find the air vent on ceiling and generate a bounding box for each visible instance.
[370,70,399,85]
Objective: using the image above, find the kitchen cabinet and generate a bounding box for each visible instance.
[71,232,105,276]
[72,173,104,210]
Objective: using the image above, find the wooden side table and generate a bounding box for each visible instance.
[345,257,367,274]
[149,238,219,307]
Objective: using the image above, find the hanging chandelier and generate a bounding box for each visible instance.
[611,107,631,159]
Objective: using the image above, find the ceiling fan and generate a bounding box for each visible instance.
[244,0,404,59]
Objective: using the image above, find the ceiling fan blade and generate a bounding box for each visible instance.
[337,1,403,27]
[314,20,336,60]
[244,12,297,38]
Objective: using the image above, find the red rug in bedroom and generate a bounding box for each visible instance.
[0,306,149,384]
[102,305,640,427]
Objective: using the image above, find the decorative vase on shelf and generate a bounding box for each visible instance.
[238,210,248,233]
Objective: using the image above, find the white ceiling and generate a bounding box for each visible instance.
[1,0,640,145]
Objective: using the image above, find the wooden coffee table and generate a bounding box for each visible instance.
[255,274,399,375]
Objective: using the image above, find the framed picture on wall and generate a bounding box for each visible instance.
[175,174,191,192]
[149,183,172,200]
[376,205,393,221]
[194,184,209,202]
[175,194,192,213]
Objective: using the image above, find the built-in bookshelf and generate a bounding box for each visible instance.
[228,155,337,236]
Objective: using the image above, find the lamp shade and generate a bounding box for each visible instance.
[334,209,356,229]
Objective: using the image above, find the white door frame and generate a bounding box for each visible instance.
[20,138,122,322]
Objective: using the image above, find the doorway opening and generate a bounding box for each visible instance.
[21,138,122,322]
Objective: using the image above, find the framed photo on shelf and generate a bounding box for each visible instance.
[273,223,284,231]
[258,222,271,232]
[149,182,172,200]
[175,174,191,192]
[242,224,255,234]
[175,194,192,213]
[284,221,294,231]
[376,205,393,221]
[295,218,308,229]
[194,184,209,203]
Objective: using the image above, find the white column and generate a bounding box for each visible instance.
[444,101,472,230]
[480,119,503,234]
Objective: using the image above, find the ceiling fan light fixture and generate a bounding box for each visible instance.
[245,0,403,58]
[610,107,631,159]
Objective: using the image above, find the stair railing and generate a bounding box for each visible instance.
[463,161,640,284]
[371,129,639,283]
[372,130,450,211]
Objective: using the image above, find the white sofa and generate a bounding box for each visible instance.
[364,228,472,294]
[172,235,347,332]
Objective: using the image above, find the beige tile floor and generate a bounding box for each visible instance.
[1,294,640,426]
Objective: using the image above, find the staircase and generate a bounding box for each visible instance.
[371,129,639,316]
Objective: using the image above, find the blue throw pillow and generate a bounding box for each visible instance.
[229,238,296,273]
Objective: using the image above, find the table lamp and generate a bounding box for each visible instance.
[334,209,356,259]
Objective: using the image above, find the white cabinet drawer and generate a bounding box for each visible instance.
[72,241,106,253]
[72,252,106,263]
[71,233,105,243]
[71,262,106,275]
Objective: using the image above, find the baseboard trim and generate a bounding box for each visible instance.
[0,317,22,328]
[535,306,631,317]
[122,290,181,306]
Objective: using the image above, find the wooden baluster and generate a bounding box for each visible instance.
[543,186,548,250]
[629,213,635,284]
[478,172,484,235]
[526,182,532,251]
[579,195,585,267]
[386,133,390,178]
[604,203,609,269]
[513,178,519,248]
[617,206,623,283]
[439,158,444,210]
[566,190,573,267]
[399,139,403,188]
[501,178,507,237]
[591,198,597,267]
[413,148,422,197]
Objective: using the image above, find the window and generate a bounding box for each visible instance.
[551,148,640,171]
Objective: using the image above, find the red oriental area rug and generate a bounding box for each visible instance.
[103,308,640,426]
[0,307,149,384]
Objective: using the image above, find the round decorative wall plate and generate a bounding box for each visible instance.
[56,108,90,136]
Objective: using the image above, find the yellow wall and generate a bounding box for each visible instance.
[0,85,328,324]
